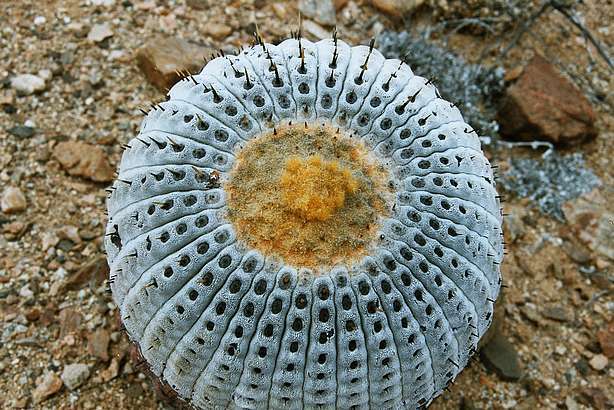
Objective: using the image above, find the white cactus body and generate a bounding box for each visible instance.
[105,37,504,409]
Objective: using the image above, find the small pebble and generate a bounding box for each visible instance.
[61,363,90,390]
[589,354,608,371]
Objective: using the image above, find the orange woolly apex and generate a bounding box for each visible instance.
[280,155,358,222]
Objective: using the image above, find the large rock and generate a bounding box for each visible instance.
[136,37,214,92]
[498,54,597,145]
[52,141,114,182]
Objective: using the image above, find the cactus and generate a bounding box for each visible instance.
[105,34,504,409]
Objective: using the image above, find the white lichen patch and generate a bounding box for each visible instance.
[105,35,504,409]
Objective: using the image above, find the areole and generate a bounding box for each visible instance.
[104,31,504,409]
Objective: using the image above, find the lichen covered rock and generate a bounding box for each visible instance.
[105,35,504,409]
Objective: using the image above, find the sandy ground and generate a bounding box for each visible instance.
[0,0,611,409]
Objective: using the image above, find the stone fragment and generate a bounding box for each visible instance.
[562,190,613,260]
[334,0,348,9]
[562,240,592,264]
[541,306,572,322]
[597,321,614,359]
[41,231,60,252]
[61,363,90,390]
[100,357,120,382]
[7,125,35,139]
[578,387,611,410]
[370,0,425,17]
[498,54,597,145]
[203,23,232,39]
[299,0,336,26]
[185,0,209,9]
[63,256,109,291]
[565,396,580,410]
[1,187,27,214]
[58,225,81,244]
[135,37,214,92]
[588,354,608,371]
[32,372,63,404]
[52,141,114,182]
[480,331,523,381]
[88,328,110,362]
[10,74,46,96]
[88,23,113,43]
[59,308,82,338]
[303,20,330,40]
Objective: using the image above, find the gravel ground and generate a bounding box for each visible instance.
[0,1,611,409]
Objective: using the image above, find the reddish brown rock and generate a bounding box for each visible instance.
[578,387,611,410]
[1,187,27,214]
[59,308,82,338]
[52,141,114,182]
[597,320,614,359]
[370,0,425,17]
[498,54,597,145]
[88,328,110,362]
[32,372,63,404]
[135,37,214,92]
[63,256,109,291]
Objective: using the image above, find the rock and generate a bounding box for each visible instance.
[503,204,526,243]
[1,187,27,214]
[334,0,348,10]
[588,354,608,371]
[303,20,330,41]
[135,37,214,92]
[480,331,523,381]
[299,0,336,26]
[562,240,592,264]
[370,0,425,17]
[565,396,580,410]
[63,256,109,291]
[59,308,82,338]
[479,292,505,348]
[61,363,90,390]
[578,387,611,410]
[10,74,46,96]
[203,23,232,39]
[19,285,33,299]
[562,190,613,260]
[597,321,614,358]
[186,0,209,9]
[7,125,35,139]
[541,306,572,322]
[498,54,597,145]
[88,328,110,362]
[574,358,589,375]
[100,358,120,382]
[32,372,63,404]
[56,239,74,252]
[87,23,113,43]
[52,141,114,182]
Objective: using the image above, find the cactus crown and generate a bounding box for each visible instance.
[105,34,504,409]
